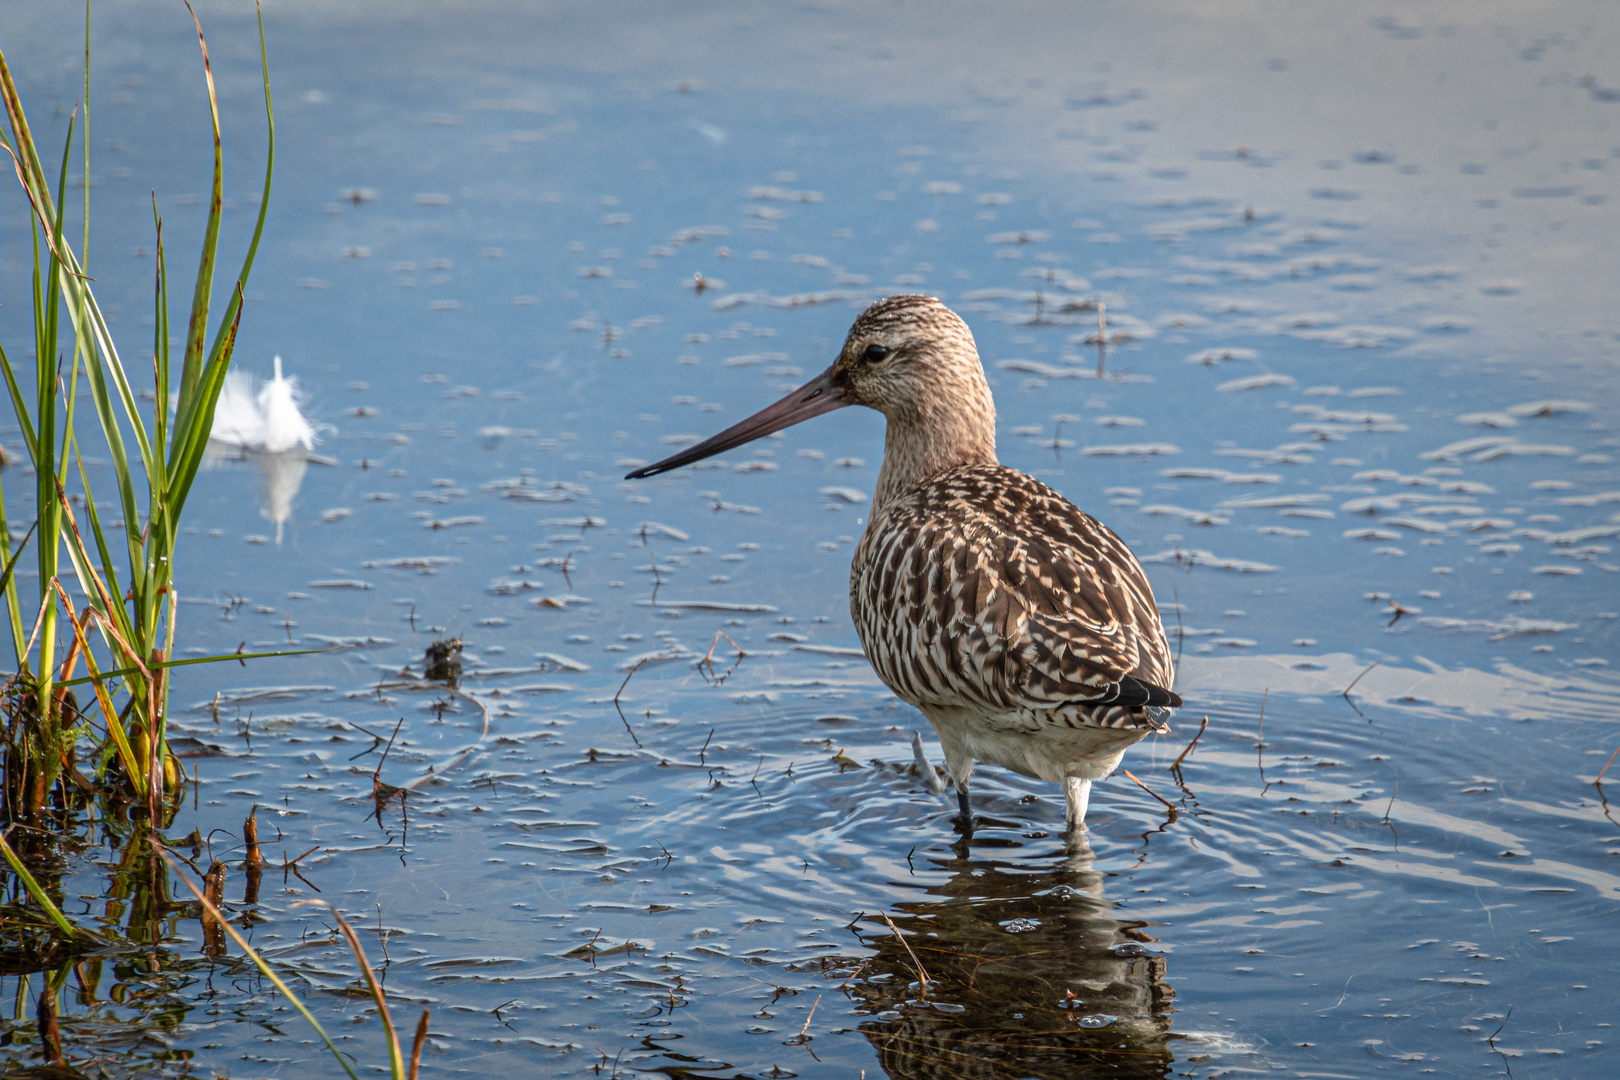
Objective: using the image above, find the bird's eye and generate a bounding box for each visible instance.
[862,343,890,364]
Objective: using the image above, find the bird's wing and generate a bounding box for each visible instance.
[853,466,1178,716]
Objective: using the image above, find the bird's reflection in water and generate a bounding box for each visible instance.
[849,833,1177,1079]
[205,357,323,543]
[203,445,310,545]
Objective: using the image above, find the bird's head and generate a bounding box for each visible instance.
[625,295,990,480]
[825,295,984,421]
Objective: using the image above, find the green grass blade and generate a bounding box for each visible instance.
[71,444,130,639]
[0,472,30,664]
[0,830,83,942]
[81,0,90,270]
[54,465,129,648]
[73,303,147,589]
[0,53,55,215]
[151,202,169,471]
[0,338,39,458]
[56,645,340,689]
[173,1,224,425]
[0,80,55,261]
[0,519,39,597]
[200,0,274,373]
[44,108,74,405]
[166,284,242,509]
[169,1,273,507]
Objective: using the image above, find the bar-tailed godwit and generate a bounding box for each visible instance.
[628,296,1181,832]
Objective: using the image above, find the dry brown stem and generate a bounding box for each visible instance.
[1170,715,1208,773]
[877,911,930,997]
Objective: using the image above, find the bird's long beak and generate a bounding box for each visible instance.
[625,365,847,479]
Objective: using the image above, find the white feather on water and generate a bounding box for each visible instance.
[207,357,322,544]
[210,356,316,453]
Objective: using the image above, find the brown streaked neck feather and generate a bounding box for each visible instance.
[870,358,998,516]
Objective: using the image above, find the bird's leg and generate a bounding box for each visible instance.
[1064,776,1093,833]
[955,782,974,835]
[935,730,975,834]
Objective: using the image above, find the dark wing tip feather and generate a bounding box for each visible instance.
[1115,674,1182,710]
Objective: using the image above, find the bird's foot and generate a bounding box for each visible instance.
[911,731,946,794]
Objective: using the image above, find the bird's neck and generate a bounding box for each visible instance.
[871,378,998,515]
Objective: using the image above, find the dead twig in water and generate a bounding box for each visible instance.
[346,721,389,761]
[376,903,393,972]
[404,686,493,791]
[696,630,746,685]
[1594,744,1620,787]
[1127,767,1179,829]
[353,685,495,795]
[698,727,714,765]
[1594,784,1620,832]
[1486,1005,1515,1080]
[1256,689,1270,793]
[282,845,322,892]
[369,718,410,824]
[789,994,821,1045]
[1122,769,1178,818]
[612,659,647,749]
[373,718,404,785]
[1170,715,1208,774]
[1342,659,1381,719]
[838,959,870,989]
[877,911,930,997]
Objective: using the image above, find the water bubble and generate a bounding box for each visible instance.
[1110,942,1161,958]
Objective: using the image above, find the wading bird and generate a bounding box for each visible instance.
[627,296,1180,833]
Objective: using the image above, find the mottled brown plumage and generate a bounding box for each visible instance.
[628,295,1180,831]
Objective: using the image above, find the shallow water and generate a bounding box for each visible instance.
[3,1,1619,1076]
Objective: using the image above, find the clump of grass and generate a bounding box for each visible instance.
[0,0,273,821]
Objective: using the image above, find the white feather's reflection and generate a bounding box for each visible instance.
[205,357,324,544]
[847,834,1179,1078]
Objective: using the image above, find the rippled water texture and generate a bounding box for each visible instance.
[3,1,1619,1075]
